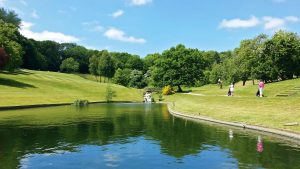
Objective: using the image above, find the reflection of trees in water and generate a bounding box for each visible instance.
[0,104,299,169]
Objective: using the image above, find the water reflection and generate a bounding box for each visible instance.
[0,103,299,169]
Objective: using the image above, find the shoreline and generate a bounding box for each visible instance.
[167,104,300,141]
[0,101,141,110]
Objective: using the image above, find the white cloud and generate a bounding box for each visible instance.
[130,0,152,6]
[285,16,299,22]
[20,21,80,43]
[263,17,285,30]
[112,10,124,18]
[31,10,39,19]
[220,16,260,29]
[220,15,299,30]
[104,27,146,44]
[263,16,299,30]
[82,21,104,32]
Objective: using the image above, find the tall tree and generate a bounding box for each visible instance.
[98,50,115,82]
[34,40,62,71]
[0,8,21,28]
[0,20,23,71]
[152,44,205,92]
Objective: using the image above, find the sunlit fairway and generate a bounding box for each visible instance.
[0,69,142,107]
[162,79,300,132]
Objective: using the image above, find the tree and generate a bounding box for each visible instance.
[0,8,21,28]
[98,50,115,82]
[61,45,90,73]
[60,57,79,73]
[0,20,23,71]
[267,31,300,80]
[34,40,62,71]
[125,55,144,71]
[0,47,9,69]
[152,44,205,92]
[89,54,100,81]
[21,38,48,70]
[113,68,131,87]
[129,69,147,88]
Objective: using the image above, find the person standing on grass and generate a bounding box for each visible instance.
[229,83,234,96]
[258,80,265,97]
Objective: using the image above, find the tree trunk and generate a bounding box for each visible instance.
[243,80,246,86]
[177,85,183,93]
[252,79,255,85]
[100,76,102,83]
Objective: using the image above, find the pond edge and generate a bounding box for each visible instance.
[0,101,141,110]
[167,104,300,140]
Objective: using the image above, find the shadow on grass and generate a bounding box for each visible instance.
[0,70,33,75]
[0,77,36,88]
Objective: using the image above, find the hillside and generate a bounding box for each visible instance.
[0,69,143,107]
[163,79,300,132]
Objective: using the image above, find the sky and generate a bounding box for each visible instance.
[1,0,300,57]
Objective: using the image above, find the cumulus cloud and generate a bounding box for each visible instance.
[104,27,146,44]
[219,16,260,29]
[20,21,80,43]
[220,15,299,30]
[130,0,152,6]
[112,10,124,18]
[263,16,299,30]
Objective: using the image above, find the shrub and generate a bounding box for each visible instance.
[73,99,89,106]
[158,94,163,101]
[60,58,79,73]
[162,85,172,95]
[106,83,116,102]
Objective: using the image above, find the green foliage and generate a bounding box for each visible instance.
[0,20,23,71]
[158,93,163,101]
[105,83,116,102]
[60,57,79,73]
[0,8,21,28]
[152,44,205,91]
[61,45,90,73]
[21,38,48,70]
[162,85,173,95]
[98,51,115,79]
[129,69,147,88]
[34,40,62,71]
[113,68,131,86]
[73,99,89,106]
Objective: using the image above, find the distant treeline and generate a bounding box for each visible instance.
[1,7,300,90]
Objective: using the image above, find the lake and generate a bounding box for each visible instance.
[0,103,299,169]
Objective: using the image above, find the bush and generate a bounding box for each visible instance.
[60,58,79,73]
[158,94,163,101]
[162,85,173,95]
[73,99,89,106]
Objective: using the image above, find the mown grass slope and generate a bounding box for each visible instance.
[162,79,300,132]
[0,69,142,107]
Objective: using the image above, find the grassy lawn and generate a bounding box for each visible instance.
[161,79,300,133]
[0,69,142,107]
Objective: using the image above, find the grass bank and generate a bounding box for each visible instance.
[162,79,300,133]
[0,69,142,107]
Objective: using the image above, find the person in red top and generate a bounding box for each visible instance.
[259,80,265,97]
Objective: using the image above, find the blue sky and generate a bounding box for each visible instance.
[1,0,300,57]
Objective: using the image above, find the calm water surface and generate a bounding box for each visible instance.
[0,103,299,169]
